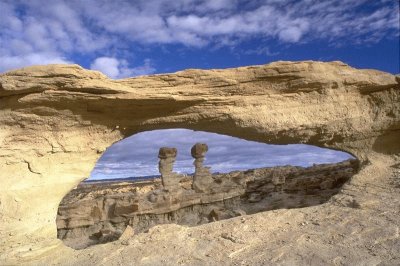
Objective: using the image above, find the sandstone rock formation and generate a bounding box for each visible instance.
[158,147,180,191]
[57,160,358,249]
[191,143,213,192]
[0,61,399,265]
[191,143,209,158]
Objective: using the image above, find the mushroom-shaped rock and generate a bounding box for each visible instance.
[191,143,213,193]
[158,147,181,191]
[191,143,208,158]
[158,147,177,159]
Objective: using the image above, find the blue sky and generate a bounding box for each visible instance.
[0,0,399,77]
[90,129,353,180]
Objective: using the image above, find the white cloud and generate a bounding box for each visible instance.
[0,53,71,73]
[90,57,120,79]
[243,46,279,56]
[279,27,303,43]
[0,0,109,72]
[0,0,398,73]
[61,0,399,48]
[90,57,156,79]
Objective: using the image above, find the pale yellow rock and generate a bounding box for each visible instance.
[118,225,135,242]
[0,61,399,265]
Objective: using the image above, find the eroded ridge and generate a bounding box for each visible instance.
[57,144,359,249]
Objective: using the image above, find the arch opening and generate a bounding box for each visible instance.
[56,129,358,249]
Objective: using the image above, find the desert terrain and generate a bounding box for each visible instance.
[26,154,400,265]
[57,159,358,250]
[0,61,399,265]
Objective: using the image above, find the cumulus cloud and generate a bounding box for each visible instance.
[89,129,353,180]
[0,0,397,73]
[90,57,120,78]
[90,57,156,79]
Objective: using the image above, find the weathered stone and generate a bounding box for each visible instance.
[118,225,135,242]
[58,160,358,247]
[158,147,177,159]
[113,202,139,216]
[158,147,181,190]
[0,61,398,263]
[191,143,214,193]
[208,208,233,221]
[272,172,286,191]
[191,143,208,158]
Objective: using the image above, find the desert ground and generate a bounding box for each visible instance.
[28,153,400,265]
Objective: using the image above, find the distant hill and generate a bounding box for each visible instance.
[84,175,161,183]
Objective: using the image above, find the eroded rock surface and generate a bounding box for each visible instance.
[57,159,358,249]
[0,61,399,264]
[158,147,180,191]
[191,143,214,193]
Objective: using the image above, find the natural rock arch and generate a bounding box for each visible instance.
[0,61,398,262]
[56,135,357,250]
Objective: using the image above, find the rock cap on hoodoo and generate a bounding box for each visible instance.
[158,147,177,159]
[191,143,209,158]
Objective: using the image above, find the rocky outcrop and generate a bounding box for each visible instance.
[57,159,358,249]
[191,143,213,192]
[158,147,180,191]
[0,61,399,263]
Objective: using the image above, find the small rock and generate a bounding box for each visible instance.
[118,225,135,242]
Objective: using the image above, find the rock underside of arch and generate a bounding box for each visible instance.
[0,61,399,265]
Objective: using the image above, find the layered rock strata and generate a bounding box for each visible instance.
[57,159,358,249]
[0,61,398,263]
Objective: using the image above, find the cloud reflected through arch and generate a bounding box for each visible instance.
[89,129,353,180]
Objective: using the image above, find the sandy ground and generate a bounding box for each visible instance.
[18,153,400,265]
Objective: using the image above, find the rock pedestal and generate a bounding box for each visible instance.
[191,143,214,193]
[158,147,180,191]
